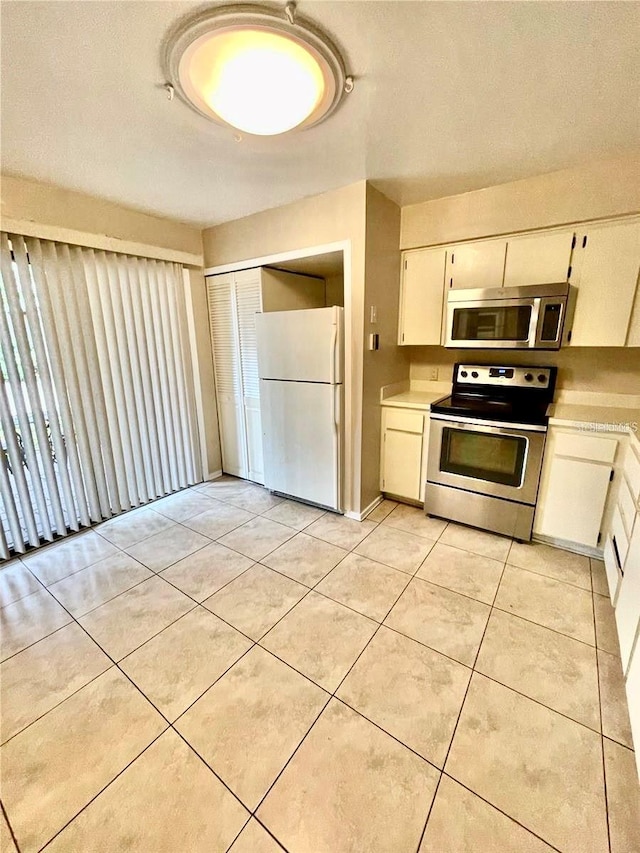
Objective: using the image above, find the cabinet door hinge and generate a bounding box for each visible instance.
[449,277,453,288]
[610,469,615,482]
[582,235,588,249]
[597,531,602,545]
[567,330,572,343]
[404,259,407,270]
[451,253,454,264]
[567,265,572,279]
[571,234,576,250]
[402,333,405,342]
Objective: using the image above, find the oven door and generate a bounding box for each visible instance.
[427,415,546,505]
[445,297,539,349]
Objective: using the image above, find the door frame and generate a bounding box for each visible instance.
[204,240,354,515]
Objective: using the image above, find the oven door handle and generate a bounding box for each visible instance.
[429,413,548,433]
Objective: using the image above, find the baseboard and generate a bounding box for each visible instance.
[206,469,223,481]
[532,532,603,560]
[345,495,383,522]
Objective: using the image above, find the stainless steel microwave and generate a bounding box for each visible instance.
[445,282,575,350]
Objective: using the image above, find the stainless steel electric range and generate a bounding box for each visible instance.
[425,363,557,541]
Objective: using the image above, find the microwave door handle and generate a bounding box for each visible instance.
[528,299,541,348]
[535,298,564,347]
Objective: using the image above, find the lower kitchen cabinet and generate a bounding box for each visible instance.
[380,407,428,503]
[625,649,640,780]
[534,427,618,549]
[615,517,640,668]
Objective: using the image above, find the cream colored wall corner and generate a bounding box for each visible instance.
[361,184,410,511]
[1,173,203,264]
[202,180,367,515]
[401,152,640,250]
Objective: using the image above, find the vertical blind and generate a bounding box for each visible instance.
[0,233,201,559]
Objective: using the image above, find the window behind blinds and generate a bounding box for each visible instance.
[0,233,201,559]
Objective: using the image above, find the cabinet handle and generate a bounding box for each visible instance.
[612,535,622,572]
[449,278,453,288]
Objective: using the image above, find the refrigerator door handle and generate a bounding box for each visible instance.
[329,318,338,386]
[332,383,341,511]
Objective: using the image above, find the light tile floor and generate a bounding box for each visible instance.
[1,481,640,852]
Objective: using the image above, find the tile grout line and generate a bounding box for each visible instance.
[249,544,418,821]
[14,574,263,851]
[1,799,21,853]
[412,545,510,853]
[591,579,613,853]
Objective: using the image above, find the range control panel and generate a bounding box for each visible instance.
[455,364,553,389]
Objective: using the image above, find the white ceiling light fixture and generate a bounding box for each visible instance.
[162,2,353,137]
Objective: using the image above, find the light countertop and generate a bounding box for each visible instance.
[380,390,446,411]
[547,403,640,434]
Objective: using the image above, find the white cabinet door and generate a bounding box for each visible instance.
[535,457,613,548]
[207,274,247,478]
[235,275,264,483]
[570,221,640,346]
[380,409,425,501]
[382,430,423,501]
[445,240,507,290]
[503,231,575,288]
[615,518,640,669]
[398,248,446,345]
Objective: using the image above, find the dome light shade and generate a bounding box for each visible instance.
[163,5,351,136]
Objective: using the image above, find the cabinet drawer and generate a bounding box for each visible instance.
[384,409,425,434]
[553,431,618,464]
[611,505,630,570]
[624,443,640,504]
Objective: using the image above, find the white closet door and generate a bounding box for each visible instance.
[207,275,246,478]
[235,272,264,484]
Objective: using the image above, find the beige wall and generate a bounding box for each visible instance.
[410,347,640,396]
[202,181,367,514]
[401,153,640,249]
[1,173,221,478]
[361,185,410,510]
[325,272,344,307]
[1,173,203,261]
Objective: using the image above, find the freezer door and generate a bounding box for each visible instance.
[260,379,342,511]
[256,306,343,383]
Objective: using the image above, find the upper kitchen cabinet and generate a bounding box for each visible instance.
[569,220,640,347]
[398,247,447,345]
[207,267,325,484]
[503,230,575,288]
[445,240,507,290]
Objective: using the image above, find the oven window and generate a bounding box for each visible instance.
[451,305,532,341]
[440,428,527,487]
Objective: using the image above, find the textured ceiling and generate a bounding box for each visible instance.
[2,1,639,227]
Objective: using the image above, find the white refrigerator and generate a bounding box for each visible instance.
[256,306,343,511]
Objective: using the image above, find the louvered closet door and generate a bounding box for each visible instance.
[235,270,264,484]
[207,274,246,478]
